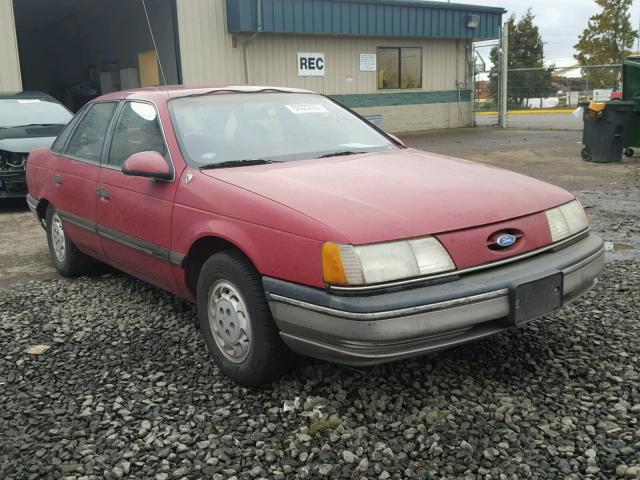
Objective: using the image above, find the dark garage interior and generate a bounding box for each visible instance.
[12,0,181,111]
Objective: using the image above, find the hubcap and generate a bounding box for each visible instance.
[207,280,252,363]
[51,213,66,262]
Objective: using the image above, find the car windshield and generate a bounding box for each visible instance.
[0,98,72,129]
[169,92,396,166]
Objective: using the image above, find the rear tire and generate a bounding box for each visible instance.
[45,205,94,277]
[197,250,293,386]
[580,146,592,162]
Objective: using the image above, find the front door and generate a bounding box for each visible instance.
[53,101,118,258]
[96,100,178,292]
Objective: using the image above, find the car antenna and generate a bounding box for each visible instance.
[140,0,167,86]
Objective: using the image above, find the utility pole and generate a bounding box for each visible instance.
[499,22,509,129]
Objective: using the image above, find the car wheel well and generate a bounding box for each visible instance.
[36,199,50,226]
[185,237,255,295]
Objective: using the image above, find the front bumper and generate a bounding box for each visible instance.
[264,233,605,366]
[0,170,27,198]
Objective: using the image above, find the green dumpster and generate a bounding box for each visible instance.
[621,56,640,156]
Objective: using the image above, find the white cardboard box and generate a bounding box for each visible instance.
[120,68,140,90]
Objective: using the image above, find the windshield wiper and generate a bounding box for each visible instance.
[199,158,276,169]
[316,150,365,159]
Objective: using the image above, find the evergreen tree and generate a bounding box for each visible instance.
[575,0,638,88]
[489,10,554,106]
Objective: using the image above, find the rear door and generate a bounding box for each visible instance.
[96,100,178,291]
[53,101,118,258]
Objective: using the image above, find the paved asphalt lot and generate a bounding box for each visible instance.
[1,128,639,479]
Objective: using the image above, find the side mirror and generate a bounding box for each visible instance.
[388,134,406,147]
[121,151,172,181]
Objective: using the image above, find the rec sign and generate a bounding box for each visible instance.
[297,52,325,77]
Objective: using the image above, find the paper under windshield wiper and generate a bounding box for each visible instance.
[199,158,276,169]
[316,151,365,158]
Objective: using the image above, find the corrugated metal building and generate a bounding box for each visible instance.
[0,0,503,132]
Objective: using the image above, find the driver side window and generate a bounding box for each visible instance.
[108,101,167,167]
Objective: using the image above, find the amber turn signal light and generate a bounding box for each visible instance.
[322,242,349,285]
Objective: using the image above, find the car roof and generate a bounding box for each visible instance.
[96,85,317,103]
[0,91,60,102]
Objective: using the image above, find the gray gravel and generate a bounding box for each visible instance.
[1,261,639,479]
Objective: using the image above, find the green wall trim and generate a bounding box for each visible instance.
[227,0,503,40]
[331,90,472,108]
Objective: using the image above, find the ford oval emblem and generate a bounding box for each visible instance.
[496,233,517,248]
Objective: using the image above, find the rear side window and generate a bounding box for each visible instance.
[51,105,88,154]
[108,101,167,167]
[65,102,117,162]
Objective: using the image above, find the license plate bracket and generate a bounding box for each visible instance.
[510,272,563,325]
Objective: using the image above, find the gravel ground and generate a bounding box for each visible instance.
[1,260,639,480]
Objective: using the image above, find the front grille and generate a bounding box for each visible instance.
[0,150,28,172]
[0,170,27,195]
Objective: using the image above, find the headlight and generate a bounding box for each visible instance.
[545,200,589,242]
[322,236,455,286]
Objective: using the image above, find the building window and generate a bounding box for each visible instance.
[377,47,422,90]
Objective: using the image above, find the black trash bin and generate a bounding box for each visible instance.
[581,100,635,163]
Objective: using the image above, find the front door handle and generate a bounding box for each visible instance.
[54,174,62,185]
[96,187,110,199]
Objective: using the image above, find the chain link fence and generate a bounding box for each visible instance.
[472,44,500,126]
[473,56,623,129]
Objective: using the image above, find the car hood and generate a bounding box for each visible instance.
[202,149,574,244]
[0,136,57,153]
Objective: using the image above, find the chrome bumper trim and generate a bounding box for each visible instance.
[269,288,509,321]
[26,193,39,213]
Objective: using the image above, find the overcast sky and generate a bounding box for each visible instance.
[454,0,640,67]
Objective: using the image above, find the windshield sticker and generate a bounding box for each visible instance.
[17,99,42,103]
[285,104,329,114]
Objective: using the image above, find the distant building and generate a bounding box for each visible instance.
[551,77,587,94]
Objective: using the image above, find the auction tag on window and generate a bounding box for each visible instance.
[285,104,329,114]
[17,99,41,103]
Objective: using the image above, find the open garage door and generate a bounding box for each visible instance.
[13,0,181,111]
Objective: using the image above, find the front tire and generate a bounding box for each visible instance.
[197,251,293,386]
[45,205,94,277]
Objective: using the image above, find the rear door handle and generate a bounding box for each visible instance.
[96,187,110,199]
[54,174,62,185]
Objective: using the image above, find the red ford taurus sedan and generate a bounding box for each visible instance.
[26,86,604,386]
